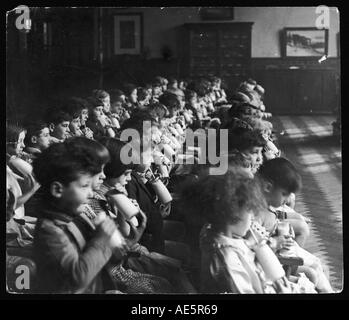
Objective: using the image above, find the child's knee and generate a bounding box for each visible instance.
[297,266,318,285]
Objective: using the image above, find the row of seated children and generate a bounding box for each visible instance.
[6,75,332,293]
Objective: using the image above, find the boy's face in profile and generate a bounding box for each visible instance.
[102,96,111,113]
[35,127,51,150]
[91,166,106,191]
[80,109,89,123]
[53,121,70,141]
[110,101,123,114]
[57,173,94,214]
[129,89,138,104]
[93,106,104,120]
[115,169,132,187]
[69,117,81,134]
[152,86,162,97]
[267,184,291,208]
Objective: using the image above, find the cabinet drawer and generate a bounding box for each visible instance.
[190,56,216,66]
[220,69,247,77]
[220,47,248,58]
[190,66,216,77]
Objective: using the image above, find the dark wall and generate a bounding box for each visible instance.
[7,7,340,123]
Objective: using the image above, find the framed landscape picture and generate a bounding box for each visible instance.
[282,27,329,58]
[114,13,143,55]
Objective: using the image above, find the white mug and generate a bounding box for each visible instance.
[254,242,285,282]
[94,212,125,248]
[158,164,169,178]
[150,178,173,205]
[10,157,33,176]
[174,123,184,135]
[110,193,139,220]
[160,143,176,161]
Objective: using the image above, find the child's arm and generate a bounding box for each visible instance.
[15,174,40,209]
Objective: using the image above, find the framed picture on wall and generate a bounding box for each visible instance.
[200,7,234,20]
[282,27,329,58]
[114,13,143,55]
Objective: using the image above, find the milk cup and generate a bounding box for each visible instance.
[9,157,33,176]
[110,193,140,220]
[160,143,176,161]
[254,241,286,282]
[94,211,126,248]
[150,178,173,205]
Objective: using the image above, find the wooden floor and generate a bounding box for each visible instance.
[273,115,342,292]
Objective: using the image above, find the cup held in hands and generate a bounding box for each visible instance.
[150,178,173,205]
[112,193,140,220]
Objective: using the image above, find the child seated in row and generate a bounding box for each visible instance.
[92,89,120,131]
[60,97,85,138]
[32,138,125,293]
[85,137,195,293]
[255,158,333,292]
[23,120,51,158]
[86,96,116,139]
[137,87,151,109]
[210,76,228,106]
[78,100,94,139]
[183,169,314,293]
[227,126,266,175]
[123,83,139,112]
[6,124,40,245]
[256,158,309,246]
[44,107,72,142]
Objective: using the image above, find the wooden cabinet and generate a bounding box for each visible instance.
[178,22,253,89]
[253,69,339,115]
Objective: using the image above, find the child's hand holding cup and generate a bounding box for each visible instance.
[95,212,126,250]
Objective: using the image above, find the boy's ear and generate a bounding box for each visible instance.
[31,136,38,145]
[263,180,273,193]
[48,123,55,133]
[50,181,64,198]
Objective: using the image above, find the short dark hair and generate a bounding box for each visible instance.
[86,96,103,110]
[158,92,180,111]
[122,83,137,97]
[33,138,107,190]
[120,110,155,133]
[44,107,72,125]
[109,89,125,101]
[97,137,134,178]
[168,77,178,85]
[154,76,167,86]
[148,102,168,120]
[66,136,110,169]
[151,80,162,88]
[228,127,266,152]
[137,87,150,101]
[92,89,110,100]
[184,89,197,101]
[24,120,49,146]
[61,97,88,119]
[257,157,302,193]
